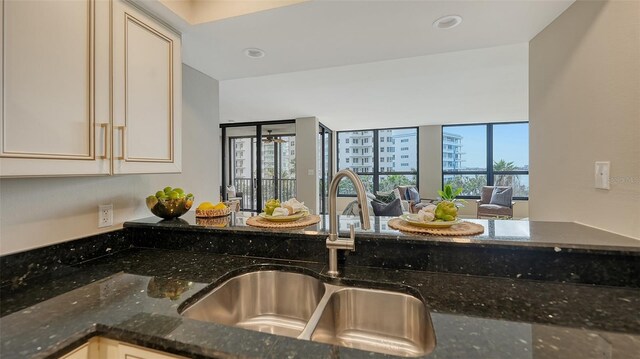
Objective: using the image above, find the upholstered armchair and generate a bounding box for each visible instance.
[476,186,515,219]
[396,186,437,214]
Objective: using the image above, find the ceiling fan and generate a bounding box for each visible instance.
[262,130,286,144]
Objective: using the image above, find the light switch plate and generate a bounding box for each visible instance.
[307,169,315,176]
[595,161,610,190]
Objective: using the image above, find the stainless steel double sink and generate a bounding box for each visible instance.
[180,270,436,357]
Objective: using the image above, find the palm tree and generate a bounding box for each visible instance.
[493,159,519,189]
[493,159,516,172]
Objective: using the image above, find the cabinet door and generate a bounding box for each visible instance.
[118,342,186,359]
[60,342,89,359]
[0,0,111,177]
[112,0,182,174]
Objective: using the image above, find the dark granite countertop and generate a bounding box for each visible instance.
[2,248,639,358]
[125,212,640,253]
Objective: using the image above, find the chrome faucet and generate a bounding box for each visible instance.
[326,169,371,277]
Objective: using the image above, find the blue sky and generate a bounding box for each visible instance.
[445,123,528,169]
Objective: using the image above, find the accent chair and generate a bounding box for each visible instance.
[476,186,515,219]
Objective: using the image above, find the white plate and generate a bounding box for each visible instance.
[258,211,308,222]
[399,214,460,228]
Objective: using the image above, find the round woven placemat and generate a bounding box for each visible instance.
[246,214,321,229]
[387,218,484,236]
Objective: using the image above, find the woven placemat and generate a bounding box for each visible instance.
[387,218,484,236]
[246,214,321,229]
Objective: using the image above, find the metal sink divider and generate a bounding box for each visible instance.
[297,283,341,340]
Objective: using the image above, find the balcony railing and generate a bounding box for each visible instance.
[233,178,297,210]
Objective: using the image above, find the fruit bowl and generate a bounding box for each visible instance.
[147,197,193,219]
[195,207,230,218]
[195,201,230,218]
[146,187,194,220]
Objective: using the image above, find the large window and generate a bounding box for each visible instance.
[338,127,418,195]
[442,122,529,199]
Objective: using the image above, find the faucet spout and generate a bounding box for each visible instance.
[326,169,371,277]
[328,169,371,239]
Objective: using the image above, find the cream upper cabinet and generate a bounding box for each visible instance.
[0,0,182,177]
[112,0,182,174]
[0,0,111,177]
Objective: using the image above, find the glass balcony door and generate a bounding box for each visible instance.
[223,121,297,213]
[261,124,296,208]
[229,134,257,211]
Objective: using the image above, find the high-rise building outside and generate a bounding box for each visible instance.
[442,132,463,171]
[231,137,296,180]
[338,129,417,172]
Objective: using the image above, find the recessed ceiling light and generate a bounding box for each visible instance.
[244,48,265,58]
[433,15,463,29]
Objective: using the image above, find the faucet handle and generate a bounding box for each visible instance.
[349,223,357,252]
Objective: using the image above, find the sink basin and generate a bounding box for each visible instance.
[181,270,435,357]
[181,270,325,338]
[310,287,435,357]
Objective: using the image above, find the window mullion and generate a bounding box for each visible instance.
[373,130,379,193]
[487,124,494,186]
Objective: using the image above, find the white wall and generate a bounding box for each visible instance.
[295,117,319,214]
[529,0,640,239]
[0,65,220,255]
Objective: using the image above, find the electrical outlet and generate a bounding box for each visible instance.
[99,204,113,228]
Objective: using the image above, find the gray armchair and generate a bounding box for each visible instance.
[476,186,515,219]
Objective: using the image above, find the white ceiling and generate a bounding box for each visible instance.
[220,43,529,130]
[135,0,574,129]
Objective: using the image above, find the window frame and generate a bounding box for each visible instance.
[337,126,419,197]
[441,121,529,200]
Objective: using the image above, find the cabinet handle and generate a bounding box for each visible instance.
[97,123,108,159]
[116,126,126,160]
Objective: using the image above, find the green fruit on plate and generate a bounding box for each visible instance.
[435,201,458,221]
[264,198,280,215]
[163,186,173,194]
[155,191,165,198]
[174,188,185,195]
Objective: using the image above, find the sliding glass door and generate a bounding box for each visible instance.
[229,135,257,210]
[222,121,297,212]
[261,124,296,207]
